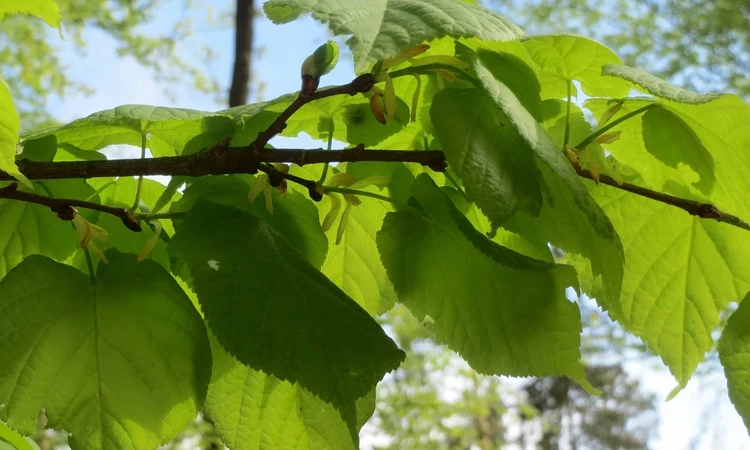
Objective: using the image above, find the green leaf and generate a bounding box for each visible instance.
[540,99,593,148]
[169,201,404,429]
[81,178,173,270]
[666,96,750,222]
[205,332,373,449]
[302,41,340,78]
[583,98,691,191]
[18,135,56,162]
[641,107,715,195]
[471,50,624,309]
[220,94,297,147]
[263,0,523,72]
[378,175,595,391]
[0,422,34,450]
[431,88,543,230]
[582,182,750,385]
[443,186,555,263]
[719,293,750,433]
[172,175,327,269]
[602,64,723,104]
[22,105,235,157]
[0,0,60,28]
[0,254,211,450]
[280,95,409,147]
[0,76,31,189]
[521,35,630,99]
[586,95,750,222]
[320,189,398,316]
[0,179,96,278]
[476,49,543,121]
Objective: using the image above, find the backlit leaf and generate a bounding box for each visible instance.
[0,254,211,450]
[719,293,750,433]
[521,35,630,99]
[169,201,404,433]
[378,175,594,391]
[263,0,523,72]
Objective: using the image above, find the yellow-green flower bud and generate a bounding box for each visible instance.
[300,41,340,96]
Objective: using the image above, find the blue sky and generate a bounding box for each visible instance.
[39,1,749,448]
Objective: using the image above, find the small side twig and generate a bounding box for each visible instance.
[575,168,750,231]
[0,183,142,232]
[252,74,376,150]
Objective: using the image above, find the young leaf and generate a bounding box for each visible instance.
[21,105,235,157]
[719,293,750,433]
[279,95,409,147]
[641,106,715,195]
[584,98,692,191]
[584,181,750,386]
[0,0,60,28]
[172,175,327,269]
[0,76,31,189]
[587,94,750,223]
[0,179,97,278]
[521,35,631,99]
[205,332,374,449]
[263,0,523,72]
[475,49,543,121]
[378,174,595,392]
[472,50,625,310]
[0,254,211,450]
[540,99,594,148]
[300,41,340,95]
[667,96,750,222]
[431,88,543,230]
[602,64,723,104]
[320,188,398,316]
[84,177,173,270]
[0,421,35,450]
[168,201,405,430]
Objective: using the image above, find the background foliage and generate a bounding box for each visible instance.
[1,0,749,449]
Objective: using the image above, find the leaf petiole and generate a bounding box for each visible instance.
[574,103,656,149]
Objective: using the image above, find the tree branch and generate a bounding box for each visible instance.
[4,146,446,181]
[0,183,142,232]
[575,168,750,231]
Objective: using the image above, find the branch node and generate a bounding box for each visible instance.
[309,185,324,202]
[350,73,375,94]
[56,205,77,221]
[695,203,722,219]
[427,160,448,172]
[121,214,143,232]
[267,167,285,187]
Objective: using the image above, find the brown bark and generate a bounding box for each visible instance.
[228,0,254,106]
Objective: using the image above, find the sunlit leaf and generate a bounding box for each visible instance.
[0,254,211,450]
[0,76,31,188]
[521,35,630,99]
[205,332,375,449]
[602,64,723,104]
[169,201,404,433]
[378,175,595,391]
[0,0,60,28]
[719,293,750,433]
[263,0,523,72]
[582,181,750,385]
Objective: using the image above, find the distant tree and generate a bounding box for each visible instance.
[491,0,750,97]
[369,305,658,450]
[1,0,231,128]
[521,365,657,450]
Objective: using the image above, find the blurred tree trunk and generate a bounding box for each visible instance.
[229,0,254,106]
